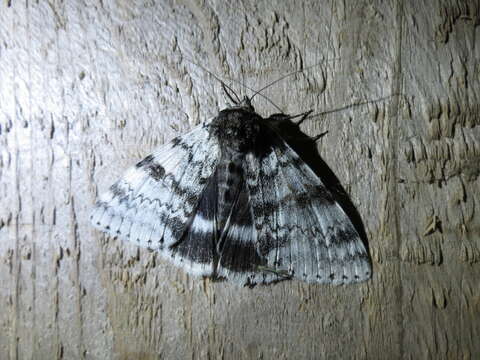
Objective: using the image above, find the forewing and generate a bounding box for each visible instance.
[215,177,274,285]
[90,121,220,275]
[245,133,371,285]
[168,174,218,276]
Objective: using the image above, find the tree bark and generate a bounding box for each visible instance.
[0,0,479,359]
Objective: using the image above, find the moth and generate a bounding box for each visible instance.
[90,84,372,286]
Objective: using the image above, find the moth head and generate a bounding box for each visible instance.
[227,95,255,113]
[221,82,255,113]
[238,96,255,112]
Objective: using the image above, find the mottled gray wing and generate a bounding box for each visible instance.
[90,121,220,276]
[244,135,371,285]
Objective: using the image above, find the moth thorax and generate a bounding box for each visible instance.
[213,109,261,153]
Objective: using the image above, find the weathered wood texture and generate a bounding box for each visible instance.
[1,1,479,359]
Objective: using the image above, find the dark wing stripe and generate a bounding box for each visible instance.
[217,179,265,277]
[170,177,217,266]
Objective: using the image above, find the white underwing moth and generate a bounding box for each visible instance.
[91,78,372,287]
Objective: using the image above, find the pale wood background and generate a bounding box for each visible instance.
[1,1,479,359]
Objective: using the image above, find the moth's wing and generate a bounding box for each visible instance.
[90,122,220,276]
[244,133,372,285]
[168,173,218,276]
[215,176,277,284]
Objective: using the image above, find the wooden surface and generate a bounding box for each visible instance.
[1,1,479,359]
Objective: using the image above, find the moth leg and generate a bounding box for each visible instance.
[256,265,293,279]
[266,110,313,126]
[311,130,329,141]
[282,130,329,143]
[290,130,329,142]
[288,110,313,126]
[289,110,329,142]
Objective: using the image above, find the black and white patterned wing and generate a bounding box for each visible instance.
[244,134,372,285]
[90,121,221,276]
[167,173,218,276]
[214,175,273,284]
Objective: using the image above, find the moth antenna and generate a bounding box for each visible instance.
[249,60,337,102]
[221,77,283,112]
[183,57,284,112]
[182,57,241,101]
[236,87,282,112]
[221,82,241,105]
[301,94,403,123]
[287,110,314,126]
[312,130,329,142]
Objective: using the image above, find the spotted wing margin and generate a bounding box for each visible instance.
[244,133,372,285]
[90,121,220,276]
